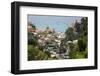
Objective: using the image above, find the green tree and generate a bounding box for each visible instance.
[28,45,39,60]
[28,32,38,45]
[28,45,50,61]
[78,38,86,52]
[65,27,77,41]
[28,22,36,30]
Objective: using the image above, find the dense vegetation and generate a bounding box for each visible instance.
[65,17,88,59]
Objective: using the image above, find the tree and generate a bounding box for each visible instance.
[28,32,38,46]
[78,17,88,52]
[28,22,36,30]
[65,27,77,41]
[28,45,38,60]
[78,38,86,52]
[74,20,81,33]
[28,45,49,60]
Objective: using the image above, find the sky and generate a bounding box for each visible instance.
[28,15,83,33]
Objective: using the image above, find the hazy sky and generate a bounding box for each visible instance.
[28,15,82,33]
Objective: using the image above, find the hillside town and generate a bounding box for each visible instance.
[28,23,72,59]
[28,17,88,60]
